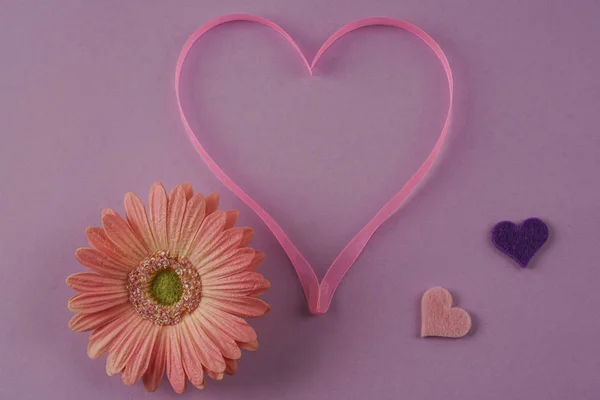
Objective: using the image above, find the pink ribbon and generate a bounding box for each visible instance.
[175,14,454,314]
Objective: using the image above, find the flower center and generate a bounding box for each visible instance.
[127,251,202,326]
[150,269,183,306]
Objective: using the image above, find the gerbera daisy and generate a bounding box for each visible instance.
[67,182,270,393]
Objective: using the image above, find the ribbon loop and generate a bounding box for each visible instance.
[175,15,453,314]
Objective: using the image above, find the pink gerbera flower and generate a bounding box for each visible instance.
[67,183,270,393]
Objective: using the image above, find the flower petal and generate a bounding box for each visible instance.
[121,322,159,385]
[148,182,169,251]
[183,314,226,373]
[167,185,186,253]
[193,311,241,360]
[192,227,246,269]
[165,325,186,394]
[124,192,156,252]
[143,328,167,392]
[85,227,139,268]
[239,339,259,351]
[200,248,256,279]
[66,272,125,293]
[224,358,237,376]
[106,315,146,376]
[240,227,254,247]
[87,307,138,359]
[179,322,205,389]
[101,210,147,262]
[178,193,206,257]
[203,272,269,298]
[199,305,257,343]
[68,291,129,314]
[205,192,220,215]
[249,279,271,296]
[75,248,129,278]
[68,304,132,332]
[204,297,270,318]
[224,210,239,230]
[246,251,265,271]
[186,211,227,262]
[205,369,224,380]
[180,183,194,200]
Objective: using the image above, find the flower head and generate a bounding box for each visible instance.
[67,183,270,393]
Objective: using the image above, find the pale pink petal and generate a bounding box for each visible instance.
[143,328,167,392]
[68,291,129,314]
[240,227,254,247]
[247,251,265,271]
[183,314,226,373]
[239,339,259,351]
[170,185,187,200]
[87,307,138,359]
[200,248,256,279]
[186,211,227,261]
[75,248,129,278]
[121,322,159,385]
[178,193,206,257]
[66,272,125,293]
[224,210,239,230]
[191,227,245,268]
[101,209,147,262]
[205,369,224,380]
[199,305,257,343]
[148,182,169,251]
[85,227,139,268]
[193,311,241,360]
[224,358,237,376]
[167,185,186,254]
[249,279,271,296]
[203,272,269,298]
[181,183,194,200]
[165,325,186,394]
[204,297,270,318]
[68,304,131,332]
[106,316,146,376]
[190,227,244,273]
[205,192,220,215]
[179,322,205,389]
[124,192,156,252]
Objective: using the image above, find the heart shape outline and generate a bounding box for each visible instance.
[175,14,454,314]
[421,287,471,338]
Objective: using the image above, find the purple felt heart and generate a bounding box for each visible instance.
[491,218,549,268]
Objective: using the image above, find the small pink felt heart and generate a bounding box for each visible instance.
[421,287,471,338]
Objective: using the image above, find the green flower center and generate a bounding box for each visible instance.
[129,252,202,325]
[150,269,183,306]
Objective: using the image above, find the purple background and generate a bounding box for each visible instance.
[1,1,600,399]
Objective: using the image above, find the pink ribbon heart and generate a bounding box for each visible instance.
[175,14,454,314]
